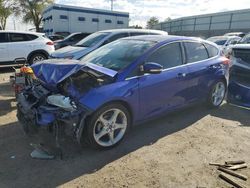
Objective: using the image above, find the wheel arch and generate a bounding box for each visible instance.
[27,50,49,63]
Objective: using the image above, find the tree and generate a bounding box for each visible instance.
[146,17,159,29]
[164,17,171,22]
[0,0,14,30]
[129,24,143,29]
[17,0,54,32]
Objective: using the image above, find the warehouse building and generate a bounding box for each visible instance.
[42,4,129,36]
[153,9,250,38]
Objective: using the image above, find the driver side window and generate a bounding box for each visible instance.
[146,42,183,69]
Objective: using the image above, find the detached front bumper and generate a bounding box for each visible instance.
[16,85,91,143]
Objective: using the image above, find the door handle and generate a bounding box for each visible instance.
[177,73,186,78]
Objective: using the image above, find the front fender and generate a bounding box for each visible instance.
[78,79,139,121]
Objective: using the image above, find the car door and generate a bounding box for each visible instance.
[138,42,190,119]
[8,33,33,61]
[0,33,9,62]
[183,41,221,103]
[227,48,250,109]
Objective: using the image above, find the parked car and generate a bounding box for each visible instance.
[48,34,64,41]
[207,36,241,55]
[54,32,89,50]
[50,29,168,60]
[0,30,54,66]
[227,44,250,109]
[17,35,229,149]
[237,32,250,44]
[224,32,245,38]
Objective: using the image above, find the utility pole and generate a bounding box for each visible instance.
[111,0,113,11]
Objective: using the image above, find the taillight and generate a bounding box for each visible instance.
[222,58,230,65]
[46,41,54,45]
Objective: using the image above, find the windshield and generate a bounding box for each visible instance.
[207,38,227,45]
[238,34,250,44]
[80,39,156,71]
[75,32,110,47]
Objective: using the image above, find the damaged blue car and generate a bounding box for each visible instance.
[17,35,230,149]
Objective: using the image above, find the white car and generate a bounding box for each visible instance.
[0,30,55,66]
[206,36,241,56]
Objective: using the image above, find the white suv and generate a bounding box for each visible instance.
[0,30,55,66]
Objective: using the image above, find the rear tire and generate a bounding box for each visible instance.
[207,80,226,108]
[29,53,47,65]
[82,103,131,149]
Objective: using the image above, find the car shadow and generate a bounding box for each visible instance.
[210,103,249,127]
[0,104,210,188]
[0,101,248,188]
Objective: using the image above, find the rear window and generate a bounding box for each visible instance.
[204,43,219,57]
[184,42,209,63]
[0,33,8,43]
[9,33,38,42]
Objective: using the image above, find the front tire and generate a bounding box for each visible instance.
[207,80,226,108]
[83,103,131,149]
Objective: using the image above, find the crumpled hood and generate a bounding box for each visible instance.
[51,45,89,58]
[31,59,117,88]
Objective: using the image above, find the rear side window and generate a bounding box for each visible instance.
[0,33,8,43]
[204,43,218,57]
[184,42,209,63]
[26,34,38,40]
[104,33,129,44]
[9,33,37,42]
[130,32,147,36]
[147,42,183,69]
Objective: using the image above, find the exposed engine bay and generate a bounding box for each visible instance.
[16,66,114,147]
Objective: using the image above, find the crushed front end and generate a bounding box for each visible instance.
[16,83,91,143]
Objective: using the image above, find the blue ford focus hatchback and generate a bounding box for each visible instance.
[17,35,229,149]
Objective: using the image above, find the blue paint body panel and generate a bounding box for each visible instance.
[31,35,230,126]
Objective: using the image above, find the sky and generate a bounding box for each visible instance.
[6,0,250,30]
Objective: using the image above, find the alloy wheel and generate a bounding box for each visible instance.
[93,108,127,147]
[211,82,226,106]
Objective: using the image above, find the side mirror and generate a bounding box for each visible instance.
[141,62,163,74]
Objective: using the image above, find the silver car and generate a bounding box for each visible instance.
[50,29,168,60]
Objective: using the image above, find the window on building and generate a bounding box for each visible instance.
[146,42,183,69]
[60,15,68,20]
[78,17,85,21]
[92,18,99,22]
[105,19,112,23]
[184,42,209,63]
[117,21,124,24]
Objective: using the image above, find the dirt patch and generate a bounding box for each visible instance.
[0,71,249,188]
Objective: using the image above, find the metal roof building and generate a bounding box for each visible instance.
[42,4,129,35]
[153,9,250,38]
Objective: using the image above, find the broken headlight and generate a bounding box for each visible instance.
[47,94,77,111]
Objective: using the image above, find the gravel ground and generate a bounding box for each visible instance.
[0,69,249,188]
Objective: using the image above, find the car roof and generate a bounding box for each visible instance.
[208,36,240,40]
[0,30,45,36]
[97,28,168,35]
[120,35,208,44]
